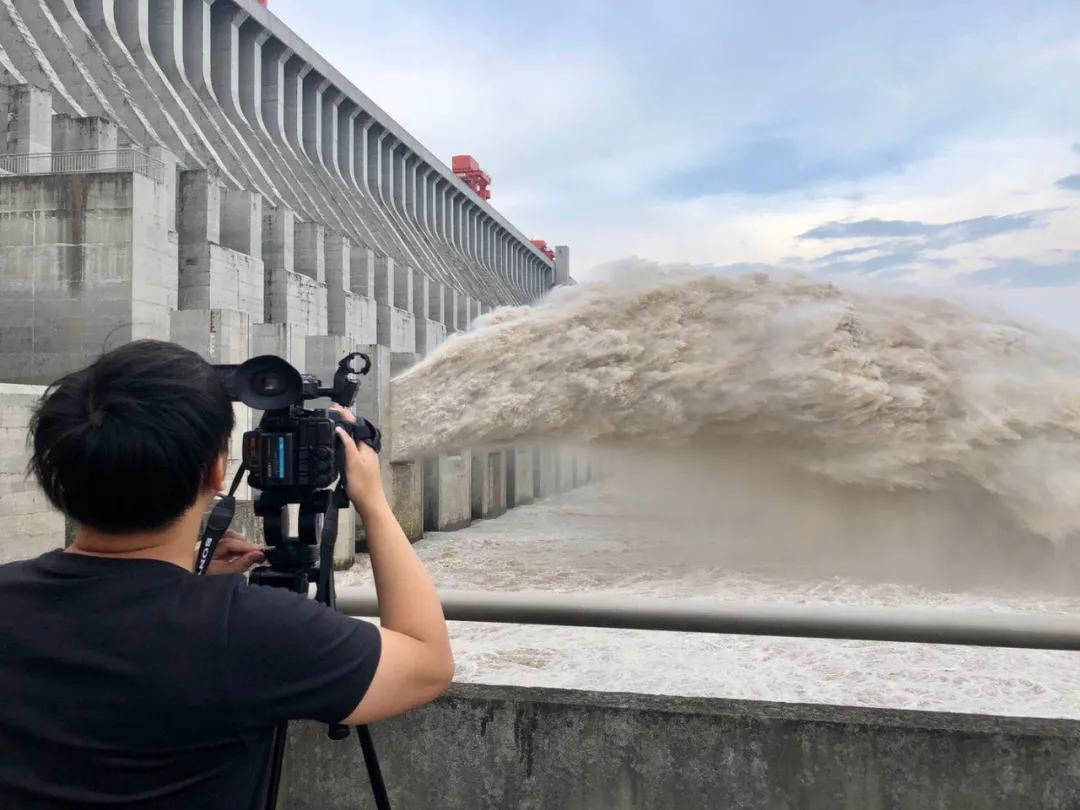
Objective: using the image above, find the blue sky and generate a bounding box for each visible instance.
[271,1,1080,329]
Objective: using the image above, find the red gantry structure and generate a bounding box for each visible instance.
[530,239,556,261]
[452,154,492,200]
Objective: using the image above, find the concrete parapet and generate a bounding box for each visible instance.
[505,446,534,506]
[423,452,472,532]
[266,268,328,334]
[281,682,1080,810]
[0,384,63,564]
[470,450,507,520]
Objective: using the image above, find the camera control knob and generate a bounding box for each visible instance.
[317,460,332,473]
[316,446,332,460]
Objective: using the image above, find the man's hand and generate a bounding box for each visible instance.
[330,404,388,519]
[203,531,266,576]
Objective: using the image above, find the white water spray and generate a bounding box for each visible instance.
[393,261,1080,571]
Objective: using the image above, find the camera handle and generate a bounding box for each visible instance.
[319,352,372,408]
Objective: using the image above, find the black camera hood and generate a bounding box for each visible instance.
[220,355,303,410]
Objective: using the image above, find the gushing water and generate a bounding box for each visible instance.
[371,260,1080,707]
[393,263,1080,542]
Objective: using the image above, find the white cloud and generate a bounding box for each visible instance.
[268,1,1080,327]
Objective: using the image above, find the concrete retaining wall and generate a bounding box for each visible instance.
[0,171,177,383]
[281,683,1080,810]
[0,384,64,563]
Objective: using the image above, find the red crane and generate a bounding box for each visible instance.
[452,154,491,200]
[530,239,556,261]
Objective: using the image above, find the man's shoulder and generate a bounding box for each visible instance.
[0,555,37,582]
[224,580,372,653]
[228,580,335,620]
[0,549,66,583]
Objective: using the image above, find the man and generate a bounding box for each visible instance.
[0,340,453,807]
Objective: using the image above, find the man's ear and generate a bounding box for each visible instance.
[205,453,228,493]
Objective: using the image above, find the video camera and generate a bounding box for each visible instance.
[210,352,381,583]
[215,352,381,498]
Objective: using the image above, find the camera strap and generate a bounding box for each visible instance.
[195,466,246,576]
[315,482,345,608]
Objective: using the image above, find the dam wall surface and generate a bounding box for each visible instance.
[0,0,582,552]
[0,383,63,563]
[281,682,1080,810]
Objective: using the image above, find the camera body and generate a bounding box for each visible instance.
[215,352,381,502]
[242,408,346,492]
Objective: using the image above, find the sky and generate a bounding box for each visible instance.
[270,1,1080,329]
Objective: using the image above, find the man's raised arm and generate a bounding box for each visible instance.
[332,410,454,725]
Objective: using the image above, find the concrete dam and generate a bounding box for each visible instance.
[0,0,583,557]
[0,2,1077,808]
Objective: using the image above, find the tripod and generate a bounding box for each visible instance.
[248,490,391,810]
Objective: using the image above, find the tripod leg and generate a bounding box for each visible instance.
[263,721,289,810]
[357,725,391,810]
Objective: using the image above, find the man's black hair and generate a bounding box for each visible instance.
[28,340,235,534]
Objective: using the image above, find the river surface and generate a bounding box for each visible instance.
[339,485,1080,719]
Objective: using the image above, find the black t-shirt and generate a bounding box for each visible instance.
[0,549,381,809]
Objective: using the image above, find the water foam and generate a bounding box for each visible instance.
[393,261,1080,547]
